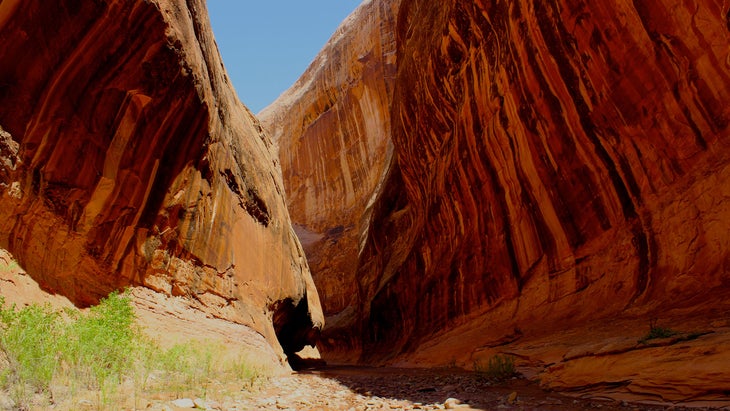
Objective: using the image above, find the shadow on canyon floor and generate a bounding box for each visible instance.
[297,365,710,411]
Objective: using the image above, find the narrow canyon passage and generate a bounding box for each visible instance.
[0,0,729,408]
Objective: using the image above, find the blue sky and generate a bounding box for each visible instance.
[207,1,363,113]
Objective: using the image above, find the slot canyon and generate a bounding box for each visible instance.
[1,0,730,409]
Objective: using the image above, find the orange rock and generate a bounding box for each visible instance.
[259,0,400,361]
[356,0,730,358]
[0,0,322,359]
[265,0,730,401]
[350,0,730,400]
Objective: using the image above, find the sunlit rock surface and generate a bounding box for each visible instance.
[0,0,322,358]
[259,0,400,360]
[266,0,730,402]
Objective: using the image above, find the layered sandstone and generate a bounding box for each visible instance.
[265,0,730,402]
[354,0,730,401]
[0,0,322,358]
[259,0,399,356]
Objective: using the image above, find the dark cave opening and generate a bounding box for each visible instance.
[271,294,323,370]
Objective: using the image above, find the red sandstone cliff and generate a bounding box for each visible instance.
[0,0,322,358]
[259,0,400,358]
[269,0,730,402]
[359,0,730,400]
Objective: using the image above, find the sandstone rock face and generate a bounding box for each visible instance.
[354,0,730,396]
[268,0,730,400]
[0,0,322,357]
[259,0,399,358]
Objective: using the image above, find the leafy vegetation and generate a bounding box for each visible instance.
[0,290,267,410]
[639,319,678,344]
[0,260,19,272]
[473,354,518,381]
[0,301,62,404]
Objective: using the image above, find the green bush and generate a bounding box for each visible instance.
[0,290,267,410]
[231,356,263,388]
[644,326,676,340]
[0,291,138,407]
[0,298,62,406]
[474,354,517,381]
[0,261,19,272]
[61,290,138,403]
[639,320,677,344]
[156,342,214,397]
[153,340,266,398]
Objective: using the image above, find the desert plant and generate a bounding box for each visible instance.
[155,342,210,398]
[0,291,141,408]
[0,298,62,408]
[0,260,19,272]
[152,340,267,397]
[0,290,269,410]
[639,319,677,344]
[60,290,138,405]
[228,354,266,389]
[474,354,517,381]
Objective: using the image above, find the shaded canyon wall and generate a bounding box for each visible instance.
[0,0,322,357]
[361,0,730,362]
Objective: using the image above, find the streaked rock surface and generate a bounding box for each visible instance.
[259,0,400,359]
[0,0,322,358]
[265,0,730,402]
[355,0,730,401]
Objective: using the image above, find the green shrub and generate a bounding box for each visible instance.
[474,354,517,381]
[639,320,677,344]
[0,298,62,407]
[155,342,211,397]
[230,356,263,388]
[644,326,676,339]
[0,290,268,410]
[0,261,19,272]
[639,327,677,343]
[61,290,138,404]
[152,340,266,397]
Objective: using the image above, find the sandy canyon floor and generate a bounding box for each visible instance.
[113,365,721,411]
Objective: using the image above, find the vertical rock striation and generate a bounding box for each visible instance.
[259,0,400,360]
[357,0,730,363]
[264,0,730,387]
[0,0,322,358]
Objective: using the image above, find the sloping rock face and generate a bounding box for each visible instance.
[353,0,730,400]
[360,0,730,355]
[0,0,322,357]
[259,0,399,358]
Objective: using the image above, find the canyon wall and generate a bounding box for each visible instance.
[267,0,730,399]
[259,0,400,358]
[0,0,322,357]
[359,0,730,379]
